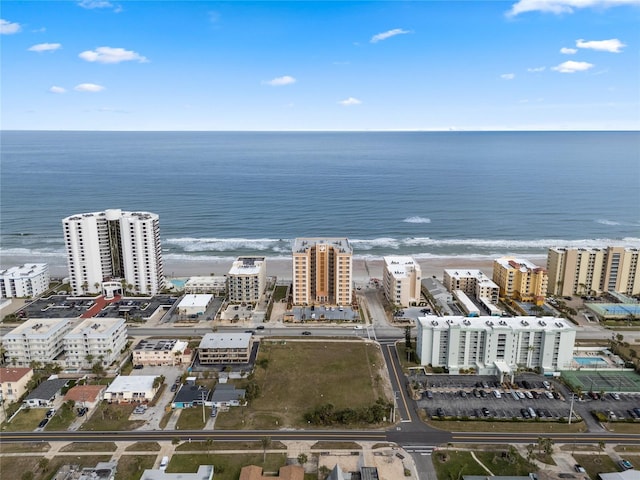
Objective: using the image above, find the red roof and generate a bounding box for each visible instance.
[0,367,33,383]
[64,384,106,403]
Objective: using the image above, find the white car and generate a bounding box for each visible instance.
[353,325,363,330]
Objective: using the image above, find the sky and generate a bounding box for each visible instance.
[1,0,639,131]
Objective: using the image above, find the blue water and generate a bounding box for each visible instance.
[1,131,639,272]
[574,357,607,366]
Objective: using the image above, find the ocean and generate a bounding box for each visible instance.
[1,131,639,275]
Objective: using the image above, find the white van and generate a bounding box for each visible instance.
[160,456,169,472]
[493,390,502,398]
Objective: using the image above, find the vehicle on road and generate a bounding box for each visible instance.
[301,331,312,335]
[353,325,363,330]
[619,460,633,470]
[256,325,265,330]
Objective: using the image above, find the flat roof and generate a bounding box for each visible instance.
[3,318,70,338]
[106,375,156,393]
[229,257,266,275]
[174,384,210,404]
[384,256,420,278]
[177,294,213,308]
[418,315,574,332]
[66,318,125,337]
[211,383,246,403]
[199,332,252,350]
[141,465,214,480]
[495,257,544,272]
[134,339,187,352]
[293,237,352,254]
[0,263,48,278]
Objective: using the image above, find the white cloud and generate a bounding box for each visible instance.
[28,43,62,53]
[1,19,21,34]
[527,66,546,72]
[49,86,66,94]
[507,0,640,17]
[552,60,595,73]
[370,28,411,43]
[79,46,148,64]
[576,38,626,52]
[263,75,296,86]
[501,73,516,80]
[74,83,105,92]
[338,97,362,106]
[560,47,577,54]
[77,0,117,9]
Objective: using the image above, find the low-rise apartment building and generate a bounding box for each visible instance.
[176,294,213,317]
[0,367,34,417]
[184,276,227,295]
[227,257,267,304]
[198,332,253,364]
[1,318,71,367]
[63,318,127,369]
[132,339,191,367]
[0,263,50,299]
[105,375,158,403]
[416,315,575,376]
[383,256,422,307]
[493,257,548,305]
[547,246,640,296]
[443,269,500,304]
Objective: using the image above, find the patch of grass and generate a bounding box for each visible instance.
[215,341,391,430]
[573,454,618,480]
[168,453,287,480]
[0,443,50,453]
[45,402,76,431]
[1,407,44,432]
[60,442,117,452]
[432,450,489,480]
[474,450,537,476]
[175,407,206,430]
[615,445,640,453]
[175,440,286,451]
[311,441,362,450]
[0,455,111,480]
[604,422,640,433]
[125,442,161,452]
[426,418,586,433]
[158,409,173,430]
[79,402,145,431]
[115,455,156,480]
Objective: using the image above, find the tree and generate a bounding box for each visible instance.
[598,440,605,454]
[297,453,308,466]
[21,472,34,480]
[38,458,49,472]
[261,436,271,465]
[91,361,106,378]
[404,325,412,349]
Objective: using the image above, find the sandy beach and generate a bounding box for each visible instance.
[163,255,548,284]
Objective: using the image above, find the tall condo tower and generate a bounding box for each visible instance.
[62,209,165,296]
[292,237,352,306]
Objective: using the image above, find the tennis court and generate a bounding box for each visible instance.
[561,369,640,393]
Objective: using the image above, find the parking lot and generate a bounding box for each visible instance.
[415,374,577,421]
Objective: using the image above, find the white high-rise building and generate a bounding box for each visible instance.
[227,257,267,304]
[383,256,422,307]
[62,209,165,296]
[416,315,575,375]
[0,264,50,299]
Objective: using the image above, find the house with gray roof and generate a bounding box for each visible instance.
[24,377,69,407]
[211,383,245,407]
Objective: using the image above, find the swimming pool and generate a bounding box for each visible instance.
[574,356,607,366]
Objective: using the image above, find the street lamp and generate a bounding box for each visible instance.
[568,393,575,424]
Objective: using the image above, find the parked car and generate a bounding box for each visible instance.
[77,407,88,417]
[46,408,55,418]
[574,465,586,473]
[436,408,445,417]
[619,460,633,471]
[38,418,48,428]
[133,364,144,369]
[256,325,265,330]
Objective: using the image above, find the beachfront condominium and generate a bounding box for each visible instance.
[63,318,127,369]
[547,247,640,297]
[443,269,499,304]
[1,318,72,367]
[292,238,353,306]
[383,256,422,307]
[0,263,50,299]
[227,257,267,304]
[492,257,548,305]
[416,315,576,375]
[62,209,165,296]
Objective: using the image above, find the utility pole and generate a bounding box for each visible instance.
[201,390,206,424]
[568,393,575,424]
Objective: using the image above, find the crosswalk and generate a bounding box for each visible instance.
[403,445,436,456]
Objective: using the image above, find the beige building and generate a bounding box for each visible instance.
[132,339,192,367]
[443,269,500,304]
[493,257,548,305]
[0,367,34,419]
[183,276,227,295]
[292,238,352,306]
[198,332,253,364]
[227,257,267,304]
[383,256,422,307]
[547,246,640,296]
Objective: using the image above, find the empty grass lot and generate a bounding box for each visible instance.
[573,454,619,480]
[1,408,44,432]
[432,451,490,479]
[175,407,207,430]
[79,402,145,431]
[0,455,112,480]
[215,340,392,430]
[115,455,156,480]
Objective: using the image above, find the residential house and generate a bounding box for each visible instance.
[104,375,158,403]
[24,378,69,407]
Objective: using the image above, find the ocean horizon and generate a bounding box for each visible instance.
[1,130,639,275]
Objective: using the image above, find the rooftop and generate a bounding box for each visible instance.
[211,383,246,403]
[495,257,544,272]
[417,315,574,332]
[199,332,252,350]
[140,465,214,480]
[293,237,352,254]
[229,256,266,275]
[3,318,71,338]
[25,378,69,401]
[0,263,48,278]
[106,375,157,393]
[384,256,420,278]
[134,339,187,353]
[0,367,33,383]
[64,384,106,403]
[65,317,125,337]
[177,294,213,308]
